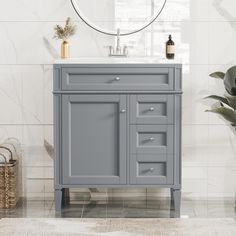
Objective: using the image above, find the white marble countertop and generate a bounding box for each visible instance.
[54,57,182,64]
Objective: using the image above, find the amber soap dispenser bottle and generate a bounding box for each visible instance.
[166,34,175,59]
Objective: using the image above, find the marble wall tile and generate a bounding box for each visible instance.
[209,0,236,22]
[0,0,77,22]
[22,66,44,124]
[183,145,236,168]
[44,179,54,193]
[23,125,44,147]
[182,166,208,198]
[0,125,23,143]
[22,146,53,167]
[209,21,236,65]
[182,179,208,198]
[0,22,47,64]
[183,146,209,167]
[159,0,209,22]
[0,0,223,23]
[26,179,45,194]
[180,21,209,65]
[0,66,22,124]
[182,65,209,125]
[182,125,209,147]
[43,65,53,124]
[207,166,236,197]
[209,125,234,146]
[44,167,53,179]
[43,125,53,149]
[183,167,208,179]
[26,167,44,179]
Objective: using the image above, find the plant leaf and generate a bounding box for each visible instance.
[224,65,236,96]
[209,71,225,79]
[206,107,236,125]
[226,95,236,110]
[204,95,230,106]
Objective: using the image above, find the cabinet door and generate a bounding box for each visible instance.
[62,94,127,185]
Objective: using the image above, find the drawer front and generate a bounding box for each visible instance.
[130,154,174,184]
[130,95,174,124]
[139,162,166,177]
[130,125,174,154]
[61,67,174,91]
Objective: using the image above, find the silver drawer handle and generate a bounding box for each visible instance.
[149,168,154,172]
[149,107,155,111]
[120,109,126,113]
[149,137,155,142]
[115,77,120,81]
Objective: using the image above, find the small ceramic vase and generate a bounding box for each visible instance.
[61,40,70,59]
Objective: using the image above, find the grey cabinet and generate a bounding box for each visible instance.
[53,63,182,214]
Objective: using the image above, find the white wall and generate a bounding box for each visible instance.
[0,0,236,200]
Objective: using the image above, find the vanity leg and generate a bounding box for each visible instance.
[171,188,181,212]
[170,188,174,209]
[62,188,70,206]
[55,189,62,211]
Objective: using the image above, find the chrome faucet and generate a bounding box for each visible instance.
[108,28,130,57]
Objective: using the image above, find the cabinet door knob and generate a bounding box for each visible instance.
[149,137,155,142]
[149,107,155,111]
[149,168,154,172]
[120,109,126,113]
[115,77,120,81]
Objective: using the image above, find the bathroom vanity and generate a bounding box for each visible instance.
[53,59,182,212]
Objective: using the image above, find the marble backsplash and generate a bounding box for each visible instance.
[0,0,236,200]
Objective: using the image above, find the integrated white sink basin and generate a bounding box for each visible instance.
[54,57,182,64]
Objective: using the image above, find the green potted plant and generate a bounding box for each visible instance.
[53,17,77,59]
[205,66,236,205]
[205,66,236,127]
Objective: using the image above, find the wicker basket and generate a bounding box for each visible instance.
[0,146,18,209]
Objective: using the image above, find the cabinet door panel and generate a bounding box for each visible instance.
[62,94,126,185]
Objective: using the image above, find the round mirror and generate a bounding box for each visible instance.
[71,0,167,36]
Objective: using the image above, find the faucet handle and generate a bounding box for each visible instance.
[109,46,114,55]
[104,45,114,56]
[123,45,134,56]
[123,46,128,56]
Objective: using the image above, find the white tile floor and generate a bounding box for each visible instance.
[0,197,235,219]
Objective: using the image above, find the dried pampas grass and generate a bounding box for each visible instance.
[53,17,77,40]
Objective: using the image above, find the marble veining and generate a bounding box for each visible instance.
[213,0,236,30]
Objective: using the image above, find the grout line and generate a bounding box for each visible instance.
[81,199,85,218]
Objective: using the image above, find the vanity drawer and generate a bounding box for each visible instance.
[130,125,174,154]
[130,95,174,124]
[61,67,174,91]
[130,154,174,184]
